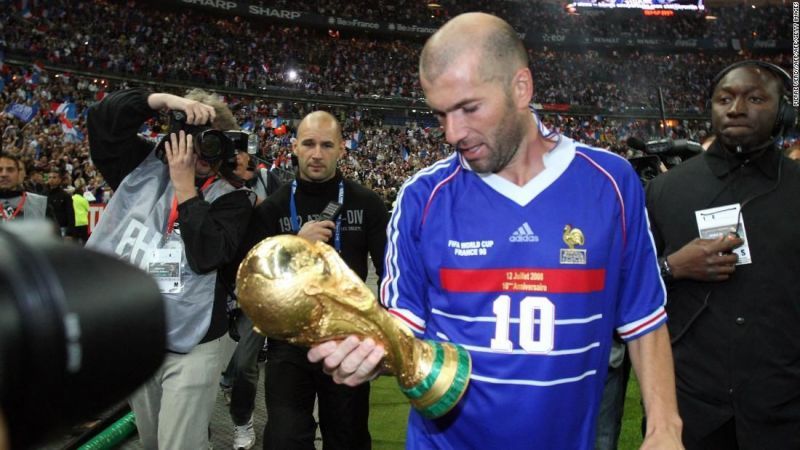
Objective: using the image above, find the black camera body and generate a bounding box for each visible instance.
[626,136,703,185]
[156,110,255,169]
[154,111,260,189]
[0,222,165,449]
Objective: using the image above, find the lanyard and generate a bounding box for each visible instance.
[290,179,344,252]
[166,177,216,235]
[0,192,27,222]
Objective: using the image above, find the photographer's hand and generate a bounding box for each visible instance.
[147,93,215,125]
[165,131,198,203]
[666,235,743,282]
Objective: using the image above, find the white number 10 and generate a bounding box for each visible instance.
[490,295,555,353]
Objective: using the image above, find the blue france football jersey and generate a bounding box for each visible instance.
[380,135,666,449]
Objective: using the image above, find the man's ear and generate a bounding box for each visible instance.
[511,67,534,110]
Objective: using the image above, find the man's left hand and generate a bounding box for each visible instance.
[165,130,198,203]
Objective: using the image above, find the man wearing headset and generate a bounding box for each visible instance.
[646,61,800,448]
[87,89,255,449]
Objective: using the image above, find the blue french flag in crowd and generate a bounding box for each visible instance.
[56,100,78,121]
[241,119,254,132]
[6,103,39,123]
[59,114,84,142]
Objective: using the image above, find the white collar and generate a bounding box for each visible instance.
[477,135,576,207]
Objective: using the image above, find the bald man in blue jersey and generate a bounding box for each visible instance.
[310,12,683,449]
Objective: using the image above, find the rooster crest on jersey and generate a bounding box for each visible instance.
[560,224,587,265]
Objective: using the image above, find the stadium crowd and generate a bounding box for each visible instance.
[2,63,729,209]
[226,0,788,40]
[1,0,790,110]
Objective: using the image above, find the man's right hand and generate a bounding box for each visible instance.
[297,220,335,243]
[667,235,744,282]
[308,336,385,387]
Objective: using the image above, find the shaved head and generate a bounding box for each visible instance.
[297,110,342,139]
[420,12,528,86]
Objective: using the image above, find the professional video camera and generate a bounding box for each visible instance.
[626,136,703,184]
[0,222,165,449]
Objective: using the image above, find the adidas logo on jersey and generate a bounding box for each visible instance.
[509,222,539,243]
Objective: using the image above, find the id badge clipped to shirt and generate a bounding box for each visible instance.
[148,236,184,293]
[694,203,752,265]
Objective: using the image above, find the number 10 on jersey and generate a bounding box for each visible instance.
[491,295,555,353]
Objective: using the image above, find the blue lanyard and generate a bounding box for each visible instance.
[290,179,344,252]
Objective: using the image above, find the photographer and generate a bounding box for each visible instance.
[86,88,255,449]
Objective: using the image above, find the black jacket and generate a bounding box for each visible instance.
[646,141,800,447]
[47,187,75,232]
[87,88,254,345]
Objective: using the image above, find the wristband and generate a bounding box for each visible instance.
[658,256,673,281]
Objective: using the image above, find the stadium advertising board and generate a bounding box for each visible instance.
[567,0,704,11]
[175,0,787,51]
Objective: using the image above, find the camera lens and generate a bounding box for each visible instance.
[198,131,223,161]
[0,223,165,449]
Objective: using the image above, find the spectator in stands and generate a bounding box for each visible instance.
[86,88,255,449]
[24,169,48,195]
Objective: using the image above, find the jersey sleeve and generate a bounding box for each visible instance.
[379,180,430,335]
[615,165,667,341]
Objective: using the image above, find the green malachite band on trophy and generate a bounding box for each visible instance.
[417,344,472,419]
[399,341,445,399]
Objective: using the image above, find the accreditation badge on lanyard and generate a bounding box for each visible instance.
[149,240,183,294]
[148,177,216,293]
[694,203,752,265]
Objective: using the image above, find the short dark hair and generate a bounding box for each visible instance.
[0,152,21,165]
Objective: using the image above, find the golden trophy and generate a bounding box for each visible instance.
[236,234,471,419]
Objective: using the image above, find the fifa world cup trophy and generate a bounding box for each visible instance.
[236,234,471,418]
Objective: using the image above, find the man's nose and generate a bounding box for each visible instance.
[443,114,468,146]
[727,97,747,116]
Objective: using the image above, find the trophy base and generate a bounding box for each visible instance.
[399,341,471,419]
